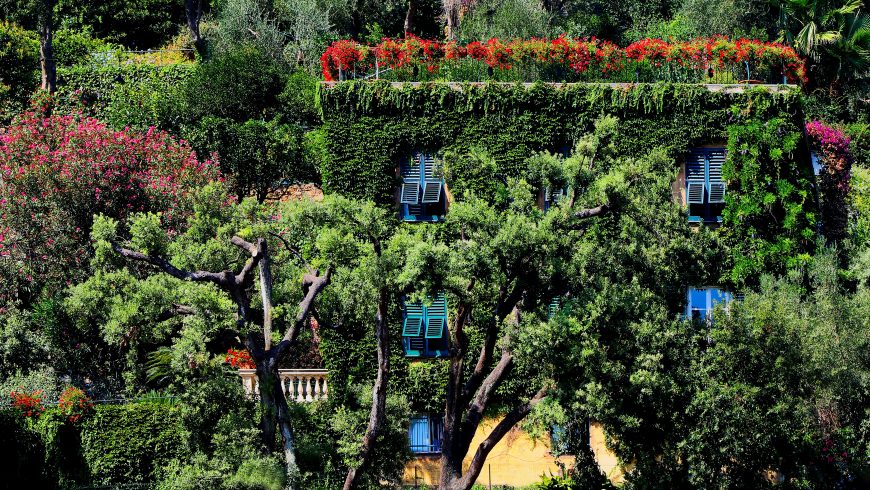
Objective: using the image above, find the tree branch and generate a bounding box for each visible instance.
[269,231,316,275]
[111,241,232,287]
[572,204,609,221]
[458,386,549,489]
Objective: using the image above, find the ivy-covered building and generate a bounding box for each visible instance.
[317,80,817,486]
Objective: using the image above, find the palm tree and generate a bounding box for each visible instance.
[828,11,870,79]
[775,0,870,80]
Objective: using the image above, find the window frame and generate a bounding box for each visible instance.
[685,148,726,224]
[685,287,733,322]
[400,153,445,222]
[402,293,450,358]
[409,414,444,454]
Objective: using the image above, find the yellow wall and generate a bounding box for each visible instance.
[402,419,631,488]
[402,417,575,487]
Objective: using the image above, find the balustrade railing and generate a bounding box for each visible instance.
[238,369,328,402]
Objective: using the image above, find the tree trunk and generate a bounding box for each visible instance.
[443,0,460,40]
[38,0,56,93]
[256,354,301,487]
[342,290,390,490]
[404,0,417,37]
[185,0,206,57]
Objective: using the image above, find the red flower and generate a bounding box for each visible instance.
[225,348,256,369]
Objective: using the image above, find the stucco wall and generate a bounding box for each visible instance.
[402,417,576,487]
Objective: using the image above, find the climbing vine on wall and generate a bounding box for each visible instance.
[319,81,815,285]
[722,118,817,285]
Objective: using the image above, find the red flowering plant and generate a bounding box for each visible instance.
[320,40,370,81]
[225,348,256,369]
[10,389,45,419]
[57,386,93,424]
[625,38,671,67]
[320,36,806,84]
[484,38,513,69]
[0,100,222,303]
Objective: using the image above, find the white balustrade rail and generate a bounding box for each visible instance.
[239,369,329,402]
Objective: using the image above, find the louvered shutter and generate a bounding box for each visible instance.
[402,301,425,336]
[421,154,442,204]
[707,150,726,204]
[425,294,448,339]
[547,298,561,319]
[686,182,705,204]
[686,151,706,204]
[400,156,422,204]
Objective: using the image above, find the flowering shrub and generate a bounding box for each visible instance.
[225,348,256,369]
[320,36,807,84]
[0,100,222,301]
[10,389,45,419]
[806,121,854,242]
[58,386,94,423]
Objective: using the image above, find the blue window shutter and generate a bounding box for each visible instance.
[707,150,726,204]
[421,180,443,203]
[425,293,448,339]
[409,416,430,453]
[708,183,726,204]
[686,182,705,204]
[547,298,561,319]
[400,156,422,205]
[403,301,425,336]
[686,151,706,181]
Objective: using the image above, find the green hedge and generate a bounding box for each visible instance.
[80,402,185,484]
[57,63,193,114]
[318,81,803,204]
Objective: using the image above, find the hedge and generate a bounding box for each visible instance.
[79,402,185,484]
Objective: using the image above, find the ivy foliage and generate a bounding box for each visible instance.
[723,117,817,284]
[319,81,813,284]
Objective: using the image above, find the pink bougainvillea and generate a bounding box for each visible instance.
[0,104,222,301]
[806,120,854,242]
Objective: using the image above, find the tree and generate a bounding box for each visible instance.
[36,0,54,93]
[185,0,206,57]
[78,195,400,486]
[776,0,870,82]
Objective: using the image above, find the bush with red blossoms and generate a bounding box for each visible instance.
[0,102,223,303]
[57,386,93,424]
[225,348,256,369]
[10,389,45,419]
[806,120,854,242]
[320,36,807,84]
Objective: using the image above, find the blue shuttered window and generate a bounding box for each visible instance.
[409,414,444,454]
[402,293,449,358]
[543,186,570,213]
[685,148,726,223]
[686,287,734,321]
[401,153,445,222]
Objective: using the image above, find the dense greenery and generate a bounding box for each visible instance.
[0,0,869,488]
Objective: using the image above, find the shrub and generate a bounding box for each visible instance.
[183,116,305,201]
[0,21,38,119]
[0,106,221,302]
[224,457,287,490]
[182,44,285,122]
[80,403,185,484]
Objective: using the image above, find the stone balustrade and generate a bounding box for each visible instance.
[238,369,329,402]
